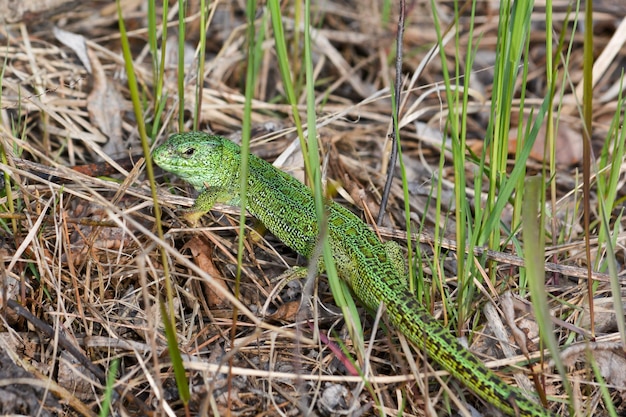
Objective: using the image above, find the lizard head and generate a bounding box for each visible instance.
[152,132,239,191]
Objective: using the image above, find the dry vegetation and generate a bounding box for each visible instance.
[0,1,625,416]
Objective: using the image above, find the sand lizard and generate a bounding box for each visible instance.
[152,132,558,416]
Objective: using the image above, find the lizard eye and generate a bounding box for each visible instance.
[182,147,195,158]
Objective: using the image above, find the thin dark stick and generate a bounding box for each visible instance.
[377,0,405,226]
[582,0,594,339]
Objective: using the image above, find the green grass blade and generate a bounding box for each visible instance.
[98,358,120,417]
[159,299,190,405]
[522,175,573,413]
[118,0,187,403]
[176,0,186,131]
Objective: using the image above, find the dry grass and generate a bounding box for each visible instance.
[0,1,625,416]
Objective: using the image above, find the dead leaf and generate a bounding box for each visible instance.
[183,236,229,308]
[58,351,97,401]
[53,27,91,72]
[595,349,626,397]
[580,297,626,333]
[67,202,133,264]
[0,0,77,24]
[318,384,351,415]
[508,120,582,166]
[87,48,125,156]
[267,300,301,322]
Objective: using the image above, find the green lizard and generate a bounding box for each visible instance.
[152,132,558,417]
